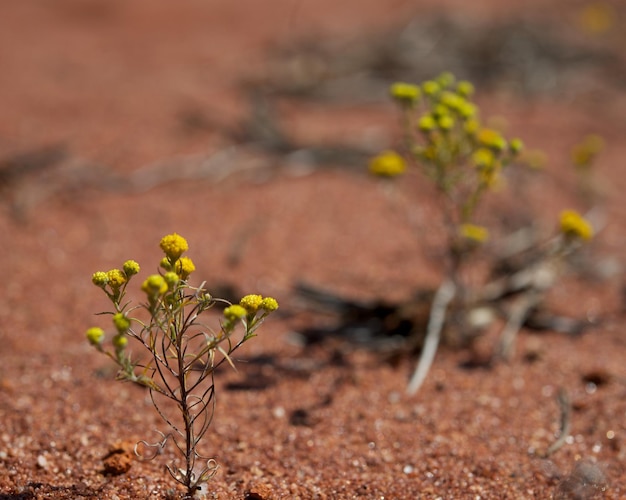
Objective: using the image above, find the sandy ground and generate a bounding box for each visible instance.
[0,1,625,498]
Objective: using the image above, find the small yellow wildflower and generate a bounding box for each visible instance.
[472,148,495,169]
[223,304,247,321]
[112,334,128,349]
[432,103,449,118]
[457,101,477,119]
[163,271,179,289]
[389,82,421,104]
[439,91,464,112]
[142,274,168,296]
[240,294,263,313]
[456,80,475,98]
[160,233,189,261]
[159,257,172,271]
[418,114,437,133]
[92,271,109,288]
[175,257,195,279]
[560,210,593,241]
[260,297,279,312]
[438,114,455,131]
[460,224,489,243]
[112,312,130,333]
[436,72,455,89]
[123,260,140,277]
[422,80,440,97]
[509,138,524,155]
[107,269,126,289]
[368,151,407,178]
[463,118,480,135]
[86,326,105,346]
[478,128,507,152]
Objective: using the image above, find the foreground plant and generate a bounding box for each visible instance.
[370,73,595,393]
[86,233,278,497]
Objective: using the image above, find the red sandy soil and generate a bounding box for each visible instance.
[0,1,625,499]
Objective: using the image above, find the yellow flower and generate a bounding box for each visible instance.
[436,72,455,89]
[260,297,279,312]
[438,114,455,131]
[240,294,263,313]
[463,118,480,136]
[368,151,407,178]
[123,260,140,277]
[86,327,105,346]
[112,312,130,333]
[478,128,506,152]
[159,257,172,271]
[459,224,489,243]
[112,334,128,350]
[142,274,168,296]
[106,269,126,289]
[422,80,440,97]
[223,304,247,321]
[560,210,593,241]
[163,272,179,289]
[175,257,195,279]
[439,91,464,112]
[418,114,437,133]
[160,233,189,261]
[472,148,495,169]
[390,82,421,104]
[457,101,477,119]
[456,80,475,98]
[92,271,109,288]
[509,138,524,155]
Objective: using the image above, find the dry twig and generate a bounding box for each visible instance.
[407,279,456,395]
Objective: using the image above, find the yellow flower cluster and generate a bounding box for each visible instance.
[159,233,195,280]
[92,261,141,296]
[560,210,593,241]
[224,295,280,322]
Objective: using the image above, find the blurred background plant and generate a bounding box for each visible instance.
[368,74,598,393]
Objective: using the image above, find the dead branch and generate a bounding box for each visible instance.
[407,279,456,395]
